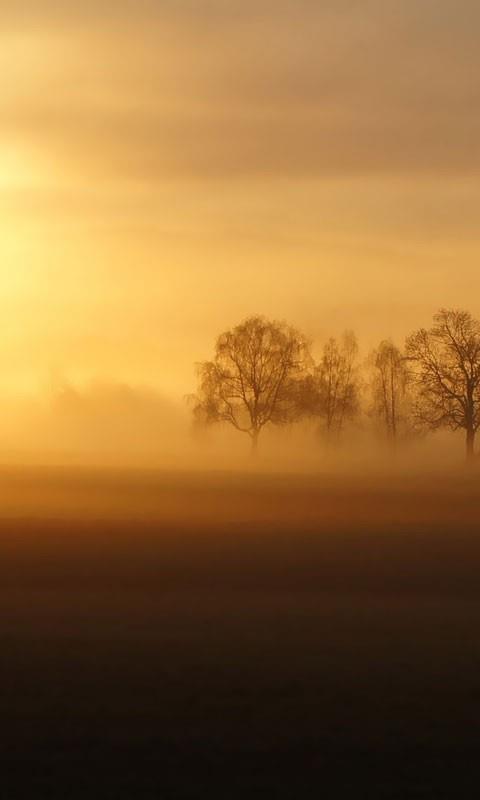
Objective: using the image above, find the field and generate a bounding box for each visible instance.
[2,466,480,798]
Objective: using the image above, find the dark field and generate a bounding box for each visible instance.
[2,467,480,798]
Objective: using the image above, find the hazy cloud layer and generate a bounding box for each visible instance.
[1,0,480,415]
[2,0,479,179]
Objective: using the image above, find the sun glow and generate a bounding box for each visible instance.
[0,146,44,191]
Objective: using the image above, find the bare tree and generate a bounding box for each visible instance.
[301,331,360,441]
[368,339,412,446]
[191,316,311,452]
[406,308,480,461]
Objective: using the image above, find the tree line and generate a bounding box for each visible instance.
[191,309,480,461]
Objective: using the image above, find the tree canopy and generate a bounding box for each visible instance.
[369,339,412,445]
[299,332,360,441]
[406,309,480,460]
[192,316,311,450]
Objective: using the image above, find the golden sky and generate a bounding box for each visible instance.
[2,0,480,401]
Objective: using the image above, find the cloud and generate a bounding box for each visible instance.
[1,0,479,181]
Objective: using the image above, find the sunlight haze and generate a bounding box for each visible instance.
[1,0,479,460]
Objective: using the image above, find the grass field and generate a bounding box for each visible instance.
[2,467,480,798]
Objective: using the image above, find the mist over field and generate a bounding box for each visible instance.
[0,375,470,473]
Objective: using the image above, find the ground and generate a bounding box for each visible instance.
[2,467,480,798]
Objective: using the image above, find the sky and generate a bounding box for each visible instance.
[1,0,480,408]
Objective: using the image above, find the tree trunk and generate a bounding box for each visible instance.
[251,429,259,456]
[466,427,475,462]
[387,428,397,457]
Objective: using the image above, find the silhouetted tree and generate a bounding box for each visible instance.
[368,339,412,446]
[191,316,311,452]
[301,331,360,441]
[406,309,480,461]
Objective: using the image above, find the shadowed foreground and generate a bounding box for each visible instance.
[2,467,480,798]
